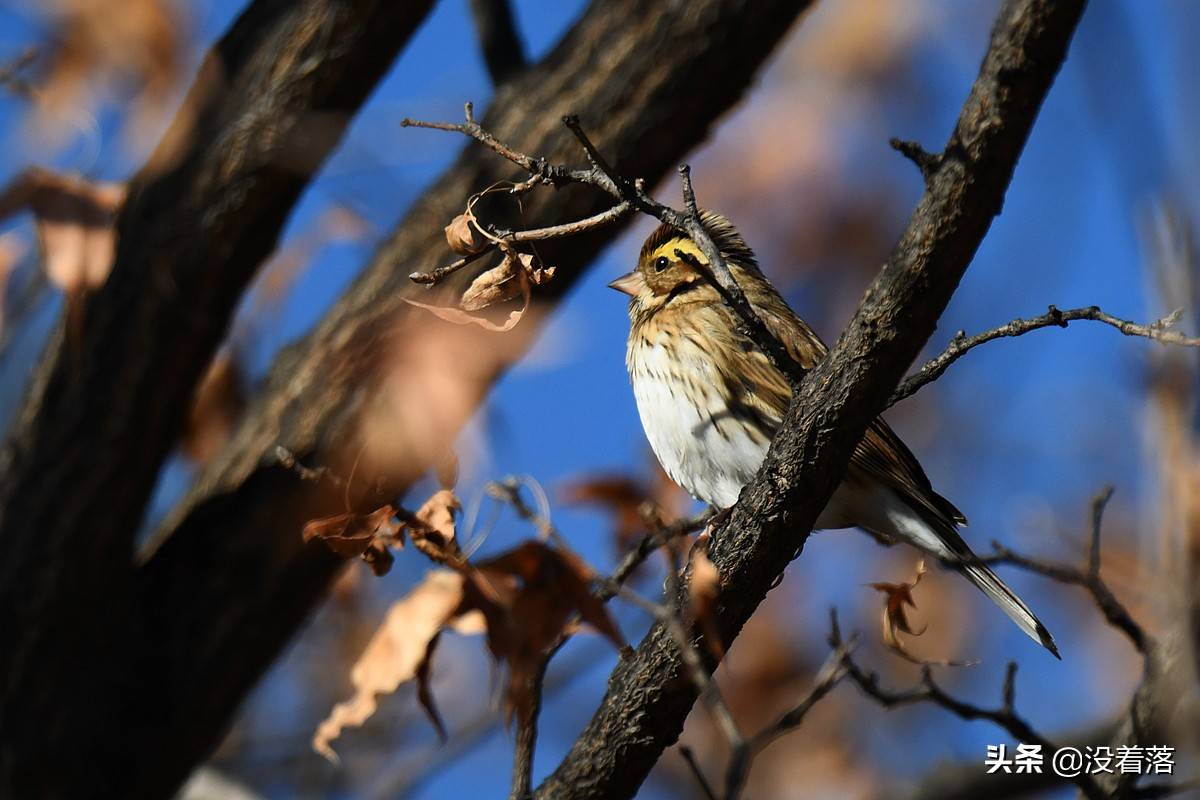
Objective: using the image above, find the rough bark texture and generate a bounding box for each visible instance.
[81,0,809,797]
[0,1,434,797]
[537,1,1088,797]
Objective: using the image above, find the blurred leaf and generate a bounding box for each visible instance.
[313,569,467,761]
[689,543,723,658]
[303,504,402,577]
[405,488,462,565]
[0,167,125,293]
[181,353,246,465]
[470,541,626,726]
[34,0,182,140]
[869,560,974,667]
[444,212,489,256]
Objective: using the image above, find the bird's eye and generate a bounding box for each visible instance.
[654,256,670,272]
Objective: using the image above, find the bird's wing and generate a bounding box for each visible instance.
[733,291,967,529]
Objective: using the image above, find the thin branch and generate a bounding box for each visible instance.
[889,137,943,187]
[827,611,1108,800]
[468,0,526,86]
[724,645,851,799]
[971,486,1147,652]
[509,659,547,800]
[0,47,36,97]
[892,305,1200,405]
[678,747,719,800]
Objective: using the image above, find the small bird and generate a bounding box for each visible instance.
[610,211,1058,657]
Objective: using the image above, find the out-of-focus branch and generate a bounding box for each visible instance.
[538,1,1088,796]
[855,488,1195,800]
[0,47,36,96]
[892,306,1200,405]
[469,0,527,86]
[884,720,1120,800]
[0,1,435,797]
[829,612,1108,800]
[134,2,813,797]
[973,488,1146,651]
[719,646,849,800]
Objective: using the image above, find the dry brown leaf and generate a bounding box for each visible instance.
[403,294,526,332]
[689,545,723,658]
[405,489,462,565]
[869,560,974,667]
[0,168,125,294]
[313,570,467,761]
[303,504,402,577]
[313,540,627,760]
[32,0,181,142]
[444,213,490,256]
[181,353,246,464]
[461,255,522,312]
[469,541,626,726]
[406,248,539,331]
[561,474,654,551]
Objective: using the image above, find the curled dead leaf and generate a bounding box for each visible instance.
[869,560,974,667]
[444,213,490,256]
[313,570,467,761]
[461,254,522,312]
[470,541,626,726]
[303,504,402,577]
[313,540,627,760]
[689,545,723,658]
[404,489,462,565]
[0,168,125,294]
[403,292,527,332]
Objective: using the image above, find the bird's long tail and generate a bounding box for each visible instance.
[957,559,1059,658]
[869,488,1060,658]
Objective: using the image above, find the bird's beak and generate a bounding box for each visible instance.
[608,271,646,297]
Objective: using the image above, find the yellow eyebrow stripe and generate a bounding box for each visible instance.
[651,238,706,263]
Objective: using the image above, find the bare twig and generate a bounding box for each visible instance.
[828,610,1109,800]
[678,746,719,800]
[509,659,547,800]
[0,47,36,97]
[972,487,1147,652]
[889,137,944,186]
[724,645,851,799]
[892,306,1200,405]
[607,511,712,589]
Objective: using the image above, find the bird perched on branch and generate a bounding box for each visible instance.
[610,211,1058,657]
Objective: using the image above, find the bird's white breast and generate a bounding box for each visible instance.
[628,335,769,509]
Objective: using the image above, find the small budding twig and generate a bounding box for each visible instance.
[827,610,1109,800]
[891,306,1200,406]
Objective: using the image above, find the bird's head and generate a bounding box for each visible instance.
[609,211,759,318]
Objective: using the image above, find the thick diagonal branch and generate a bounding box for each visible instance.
[537,1,1088,797]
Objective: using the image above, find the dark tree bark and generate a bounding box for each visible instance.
[537,1,1088,797]
[0,1,435,797]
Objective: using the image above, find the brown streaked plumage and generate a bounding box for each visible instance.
[611,211,1058,656]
